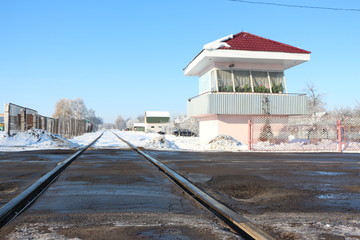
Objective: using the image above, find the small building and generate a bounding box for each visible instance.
[184,32,311,144]
[144,111,170,133]
[133,122,146,132]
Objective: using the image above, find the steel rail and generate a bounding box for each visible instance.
[113,132,275,240]
[0,132,104,228]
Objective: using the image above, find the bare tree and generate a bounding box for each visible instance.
[86,108,103,129]
[53,98,103,130]
[72,98,87,119]
[330,101,360,119]
[355,100,360,116]
[172,114,199,135]
[305,83,326,116]
[125,118,137,130]
[114,115,126,130]
[136,115,145,122]
[53,98,87,119]
[52,99,73,118]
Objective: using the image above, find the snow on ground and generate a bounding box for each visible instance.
[69,131,128,149]
[0,129,79,151]
[207,135,247,151]
[115,130,197,151]
[0,129,249,152]
[114,130,248,151]
[1,129,358,153]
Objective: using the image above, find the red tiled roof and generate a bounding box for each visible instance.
[219,32,311,54]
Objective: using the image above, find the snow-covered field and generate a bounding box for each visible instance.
[74,130,249,151]
[0,129,248,152]
[0,129,358,153]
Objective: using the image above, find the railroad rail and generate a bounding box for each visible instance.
[112,131,275,240]
[0,131,274,239]
[0,132,104,228]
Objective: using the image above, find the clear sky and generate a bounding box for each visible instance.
[1,0,359,123]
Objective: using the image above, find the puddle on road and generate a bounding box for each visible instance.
[302,171,347,176]
[317,193,351,200]
[316,193,360,210]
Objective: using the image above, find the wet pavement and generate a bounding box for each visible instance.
[1,149,360,239]
[0,150,75,207]
[148,151,360,239]
[148,151,360,212]
[0,149,240,240]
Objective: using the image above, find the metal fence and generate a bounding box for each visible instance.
[250,115,360,152]
[4,103,93,138]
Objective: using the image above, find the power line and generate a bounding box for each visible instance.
[228,0,360,12]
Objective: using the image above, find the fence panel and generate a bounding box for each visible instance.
[342,117,360,152]
[251,115,339,152]
[4,103,93,138]
[5,103,38,135]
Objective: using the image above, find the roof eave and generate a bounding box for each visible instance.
[184,49,310,76]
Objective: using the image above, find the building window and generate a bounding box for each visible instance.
[252,71,270,93]
[269,72,284,93]
[217,70,233,92]
[216,70,284,93]
[234,70,251,92]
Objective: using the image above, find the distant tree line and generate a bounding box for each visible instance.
[52,98,103,129]
[305,83,360,118]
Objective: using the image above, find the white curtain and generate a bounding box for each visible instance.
[269,72,283,86]
[233,70,251,92]
[252,71,269,88]
[269,72,284,93]
[217,70,233,92]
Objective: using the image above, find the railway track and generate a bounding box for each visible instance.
[0,131,274,240]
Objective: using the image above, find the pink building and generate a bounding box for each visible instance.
[184,32,311,144]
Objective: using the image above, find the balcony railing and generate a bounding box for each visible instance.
[187,91,307,117]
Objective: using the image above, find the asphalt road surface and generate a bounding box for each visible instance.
[1,149,360,239]
[0,149,240,240]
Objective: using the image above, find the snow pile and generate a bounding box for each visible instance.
[0,129,79,151]
[207,135,247,151]
[145,135,180,150]
[203,34,233,50]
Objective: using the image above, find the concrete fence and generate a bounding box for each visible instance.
[4,103,93,139]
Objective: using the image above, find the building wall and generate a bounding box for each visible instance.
[145,123,168,133]
[144,112,170,133]
[217,115,250,144]
[198,115,219,144]
[198,115,250,144]
[197,114,288,145]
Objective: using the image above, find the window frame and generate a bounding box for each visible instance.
[214,69,285,94]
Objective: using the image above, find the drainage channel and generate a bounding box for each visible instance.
[0,132,104,228]
[112,131,275,240]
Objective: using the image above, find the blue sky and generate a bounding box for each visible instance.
[1,0,359,123]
